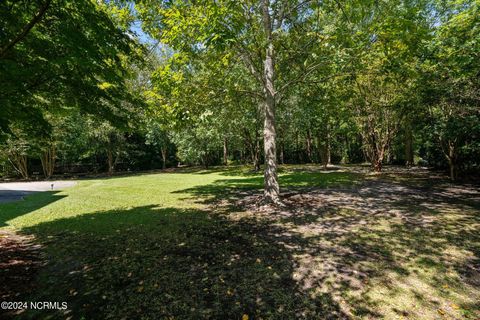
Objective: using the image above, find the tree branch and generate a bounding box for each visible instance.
[0,0,52,58]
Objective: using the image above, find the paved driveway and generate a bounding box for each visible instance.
[0,181,76,203]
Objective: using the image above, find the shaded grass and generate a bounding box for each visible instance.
[13,206,344,319]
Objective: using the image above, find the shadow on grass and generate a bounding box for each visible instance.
[16,194,479,319]
[0,192,66,227]
[132,164,345,177]
[175,172,480,318]
[205,164,343,177]
[276,182,480,318]
[174,171,362,206]
[5,169,480,319]
[14,206,347,320]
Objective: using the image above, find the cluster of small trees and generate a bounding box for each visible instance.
[1,0,479,201]
[0,113,177,179]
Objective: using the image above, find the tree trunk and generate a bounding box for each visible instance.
[244,128,260,171]
[448,159,456,181]
[341,135,349,164]
[223,137,228,166]
[203,150,209,169]
[9,153,29,179]
[362,147,368,163]
[363,128,385,172]
[405,127,414,166]
[372,148,384,172]
[306,130,313,163]
[319,145,328,169]
[253,156,260,172]
[447,141,457,181]
[317,134,328,169]
[161,147,167,169]
[262,29,280,203]
[280,142,284,165]
[326,130,331,165]
[40,145,56,178]
[295,131,302,163]
[107,150,114,175]
[250,145,258,171]
[373,158,382,172]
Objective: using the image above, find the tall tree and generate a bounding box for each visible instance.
[136,0,364,203]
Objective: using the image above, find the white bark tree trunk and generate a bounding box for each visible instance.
[40,145,56,178]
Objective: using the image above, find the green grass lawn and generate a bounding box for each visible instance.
[0,166,479,319]
[1,167,359,230]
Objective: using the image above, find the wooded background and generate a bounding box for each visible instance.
[1,0,479,191]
